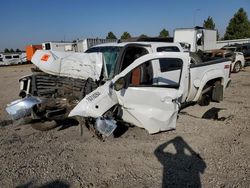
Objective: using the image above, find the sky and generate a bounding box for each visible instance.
[0,0,250,51]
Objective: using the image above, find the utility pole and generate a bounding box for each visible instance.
[193,9,201,27]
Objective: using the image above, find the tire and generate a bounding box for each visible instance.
[197,94,210,106]
[30,120,58,131]
[233,61,242,73]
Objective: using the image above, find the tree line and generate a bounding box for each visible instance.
[106,28,169,40]
[107,8,250,40]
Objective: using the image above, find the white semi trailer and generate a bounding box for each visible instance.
[42,39,118,53]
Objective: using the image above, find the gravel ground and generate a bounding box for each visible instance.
[0,64,249,188]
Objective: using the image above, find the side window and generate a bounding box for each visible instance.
[5,56,12,59]
[157,58,183,87]
[159,58,182,72]
[157,46,180,52]
[129,61,153,86]
[121,47,149,72]
[45,43,51,50]
[127,58,183,88]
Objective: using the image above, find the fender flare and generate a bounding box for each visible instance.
[193,70,224,101]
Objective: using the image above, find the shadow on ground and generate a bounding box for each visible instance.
[16,180,70,188]
[154,136,206,188]
[202,107,226,121]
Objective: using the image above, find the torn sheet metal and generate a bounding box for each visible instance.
[69,81,118,118]
[31,50,103,80]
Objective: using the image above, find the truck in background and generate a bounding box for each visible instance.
[174,27,217,52]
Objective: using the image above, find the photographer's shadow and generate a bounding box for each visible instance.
[154,136,206,188]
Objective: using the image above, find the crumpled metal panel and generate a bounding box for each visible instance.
[31,50,103,80]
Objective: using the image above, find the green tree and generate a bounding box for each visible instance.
[10,48,14,53]
[16,48,21,52]
[224,8,250,40]
[106,32,117,39]
[159,29,169,38]
[120,32,132,40]
[203,16,220,40]
[203,16,215,29]
[139,34,148,38]
[4,48,10,53]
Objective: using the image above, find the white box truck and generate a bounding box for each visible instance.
[174,27,217,52]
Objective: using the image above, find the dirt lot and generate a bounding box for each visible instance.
[0,64,249,188]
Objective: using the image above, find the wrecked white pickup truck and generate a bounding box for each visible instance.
[6,40,231,136]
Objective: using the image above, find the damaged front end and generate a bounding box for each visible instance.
[69,81,120,137]
[95,117,117,137]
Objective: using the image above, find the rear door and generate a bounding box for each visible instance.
[113,52,189,134]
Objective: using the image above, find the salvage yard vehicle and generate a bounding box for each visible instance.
[0,53,26,66]
[6,40,231,136]
[221,43,250,61]
[203,49,245,73]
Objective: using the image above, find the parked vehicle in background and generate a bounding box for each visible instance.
[174,27,217,52]
[0,53,26,66]
[42,41,75,52]
[74,38,118,53]
[26,45,42,63]
[41,39,118,53]
[221,43,250,60]
[204,49,245,73]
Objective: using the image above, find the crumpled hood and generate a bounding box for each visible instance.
[31,50,103,80]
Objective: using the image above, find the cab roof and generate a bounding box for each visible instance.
[93,41,183,49]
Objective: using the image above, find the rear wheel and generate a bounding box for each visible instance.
[233,61,242,73]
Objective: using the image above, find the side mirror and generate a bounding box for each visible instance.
[114,77,126,91]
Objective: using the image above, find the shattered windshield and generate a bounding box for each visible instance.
[85,46,121,79]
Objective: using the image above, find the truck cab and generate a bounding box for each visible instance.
[85,42,184,80]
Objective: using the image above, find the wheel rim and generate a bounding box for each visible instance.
[234,62,241,72]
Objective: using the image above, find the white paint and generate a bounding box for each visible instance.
[31,50,103,80]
